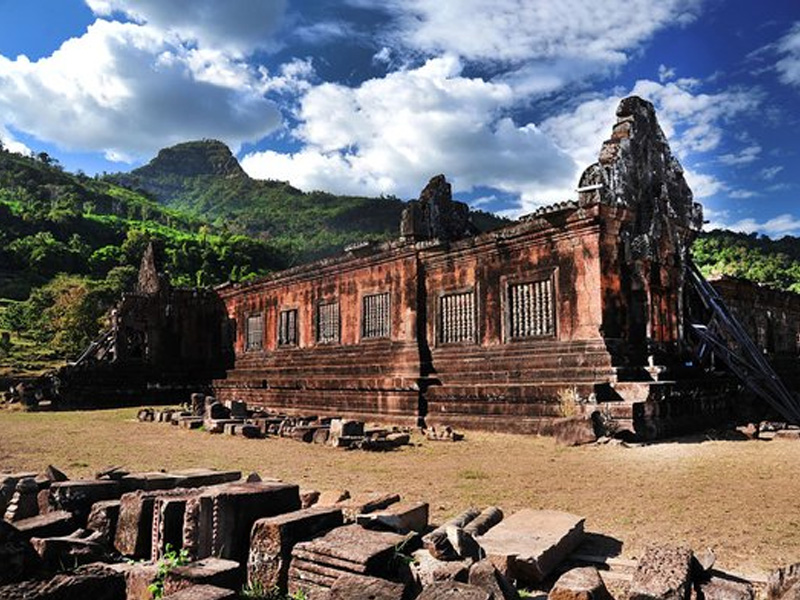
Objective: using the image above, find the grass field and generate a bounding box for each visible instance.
[1,406,799,576]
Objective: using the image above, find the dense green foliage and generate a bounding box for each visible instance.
[692,229,800,293]
[0,143,285,364]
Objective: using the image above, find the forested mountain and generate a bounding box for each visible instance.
[693,229,800,294]
[108,140,504,261]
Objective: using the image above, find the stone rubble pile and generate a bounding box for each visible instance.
[0,464,800,600]
[135,395,424,451]
[0,462,796,600]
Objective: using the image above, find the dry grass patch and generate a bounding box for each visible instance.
[1,407,799,575]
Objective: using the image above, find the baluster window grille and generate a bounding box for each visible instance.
[362,293,391,339]
[245,314,263,351]
[508,279,555,338]
[317,302,340,344]
[278,309,298,346]
[440,291,476,344]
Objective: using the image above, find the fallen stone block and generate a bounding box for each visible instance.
[96,466,129,481]
[191,392,205,416]
[0,473,36,517]
[31,530,112,571]
[14,510,76,539]
[178,417,204,430]
[317,490,350,505]
[464,507,503,537]
[44,465,69,483]
[359,437,400,452]
[248,505,343,591]
[328,573,406,600]
[330,419,364,442]
[163,557,241,596]
[154,409,175,423]
[411,549,471,587]
[629,545,693,600]
[386,432,411,447]
[423,507,480,561]
[115,490,159,559]
[205,419,242,434]
[768,563,800,600]
[774,430,800,441]
[183,482,300,564]
[4,477,39,522]
[694,548,716,574]
[330,435,364,448]
[116,488,198,559]
[300,489,321,509]
[162,584,237,600]
[337,492,400,522]
[229,400,248,419]
[120,472,185,493]
[0,520,41,585]
[239,424,262,438]
[700,574,754,600]
[552,415,598,446]
[357,501,429,534]
[447,525,482,561]
[417,581,493,599]
[312,428,330,444]
[36,489,51,516]
[137,408,155,422]
[50,480,121,526]
[476,509,585,584]
[205,401,230,420]
[167,469,241,488]
[170,411,193,425]
[469,559,520,600]
[549,566,611,600]
[292,426,319,443]
[108,560,159,600]
[152,490,205,561]
[288,524,408,596]
[0,562,125,600]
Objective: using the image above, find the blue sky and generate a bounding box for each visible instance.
[0,1,799,236]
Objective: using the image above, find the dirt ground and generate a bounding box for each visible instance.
[1,407,799,576]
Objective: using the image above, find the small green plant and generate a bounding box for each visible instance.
[240,581,282,599]
[391,536,416,570]
[239,582,307,600]
[557,387,580,417]
[148,544,190,599]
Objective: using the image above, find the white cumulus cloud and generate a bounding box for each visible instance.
[713,213,800,237]
[85,0,287,57]
[776,22,800,88]
[0,19,282,162]
[242,55,576,203]
[367,0,701,64]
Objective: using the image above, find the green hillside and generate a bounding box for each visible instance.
[108,139,506,261]
[693,229,800,293]
[0,143,286,373]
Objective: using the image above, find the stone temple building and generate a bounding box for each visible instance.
[57,96,800,439]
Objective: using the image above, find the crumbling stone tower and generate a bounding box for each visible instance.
[578,96,703,367]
